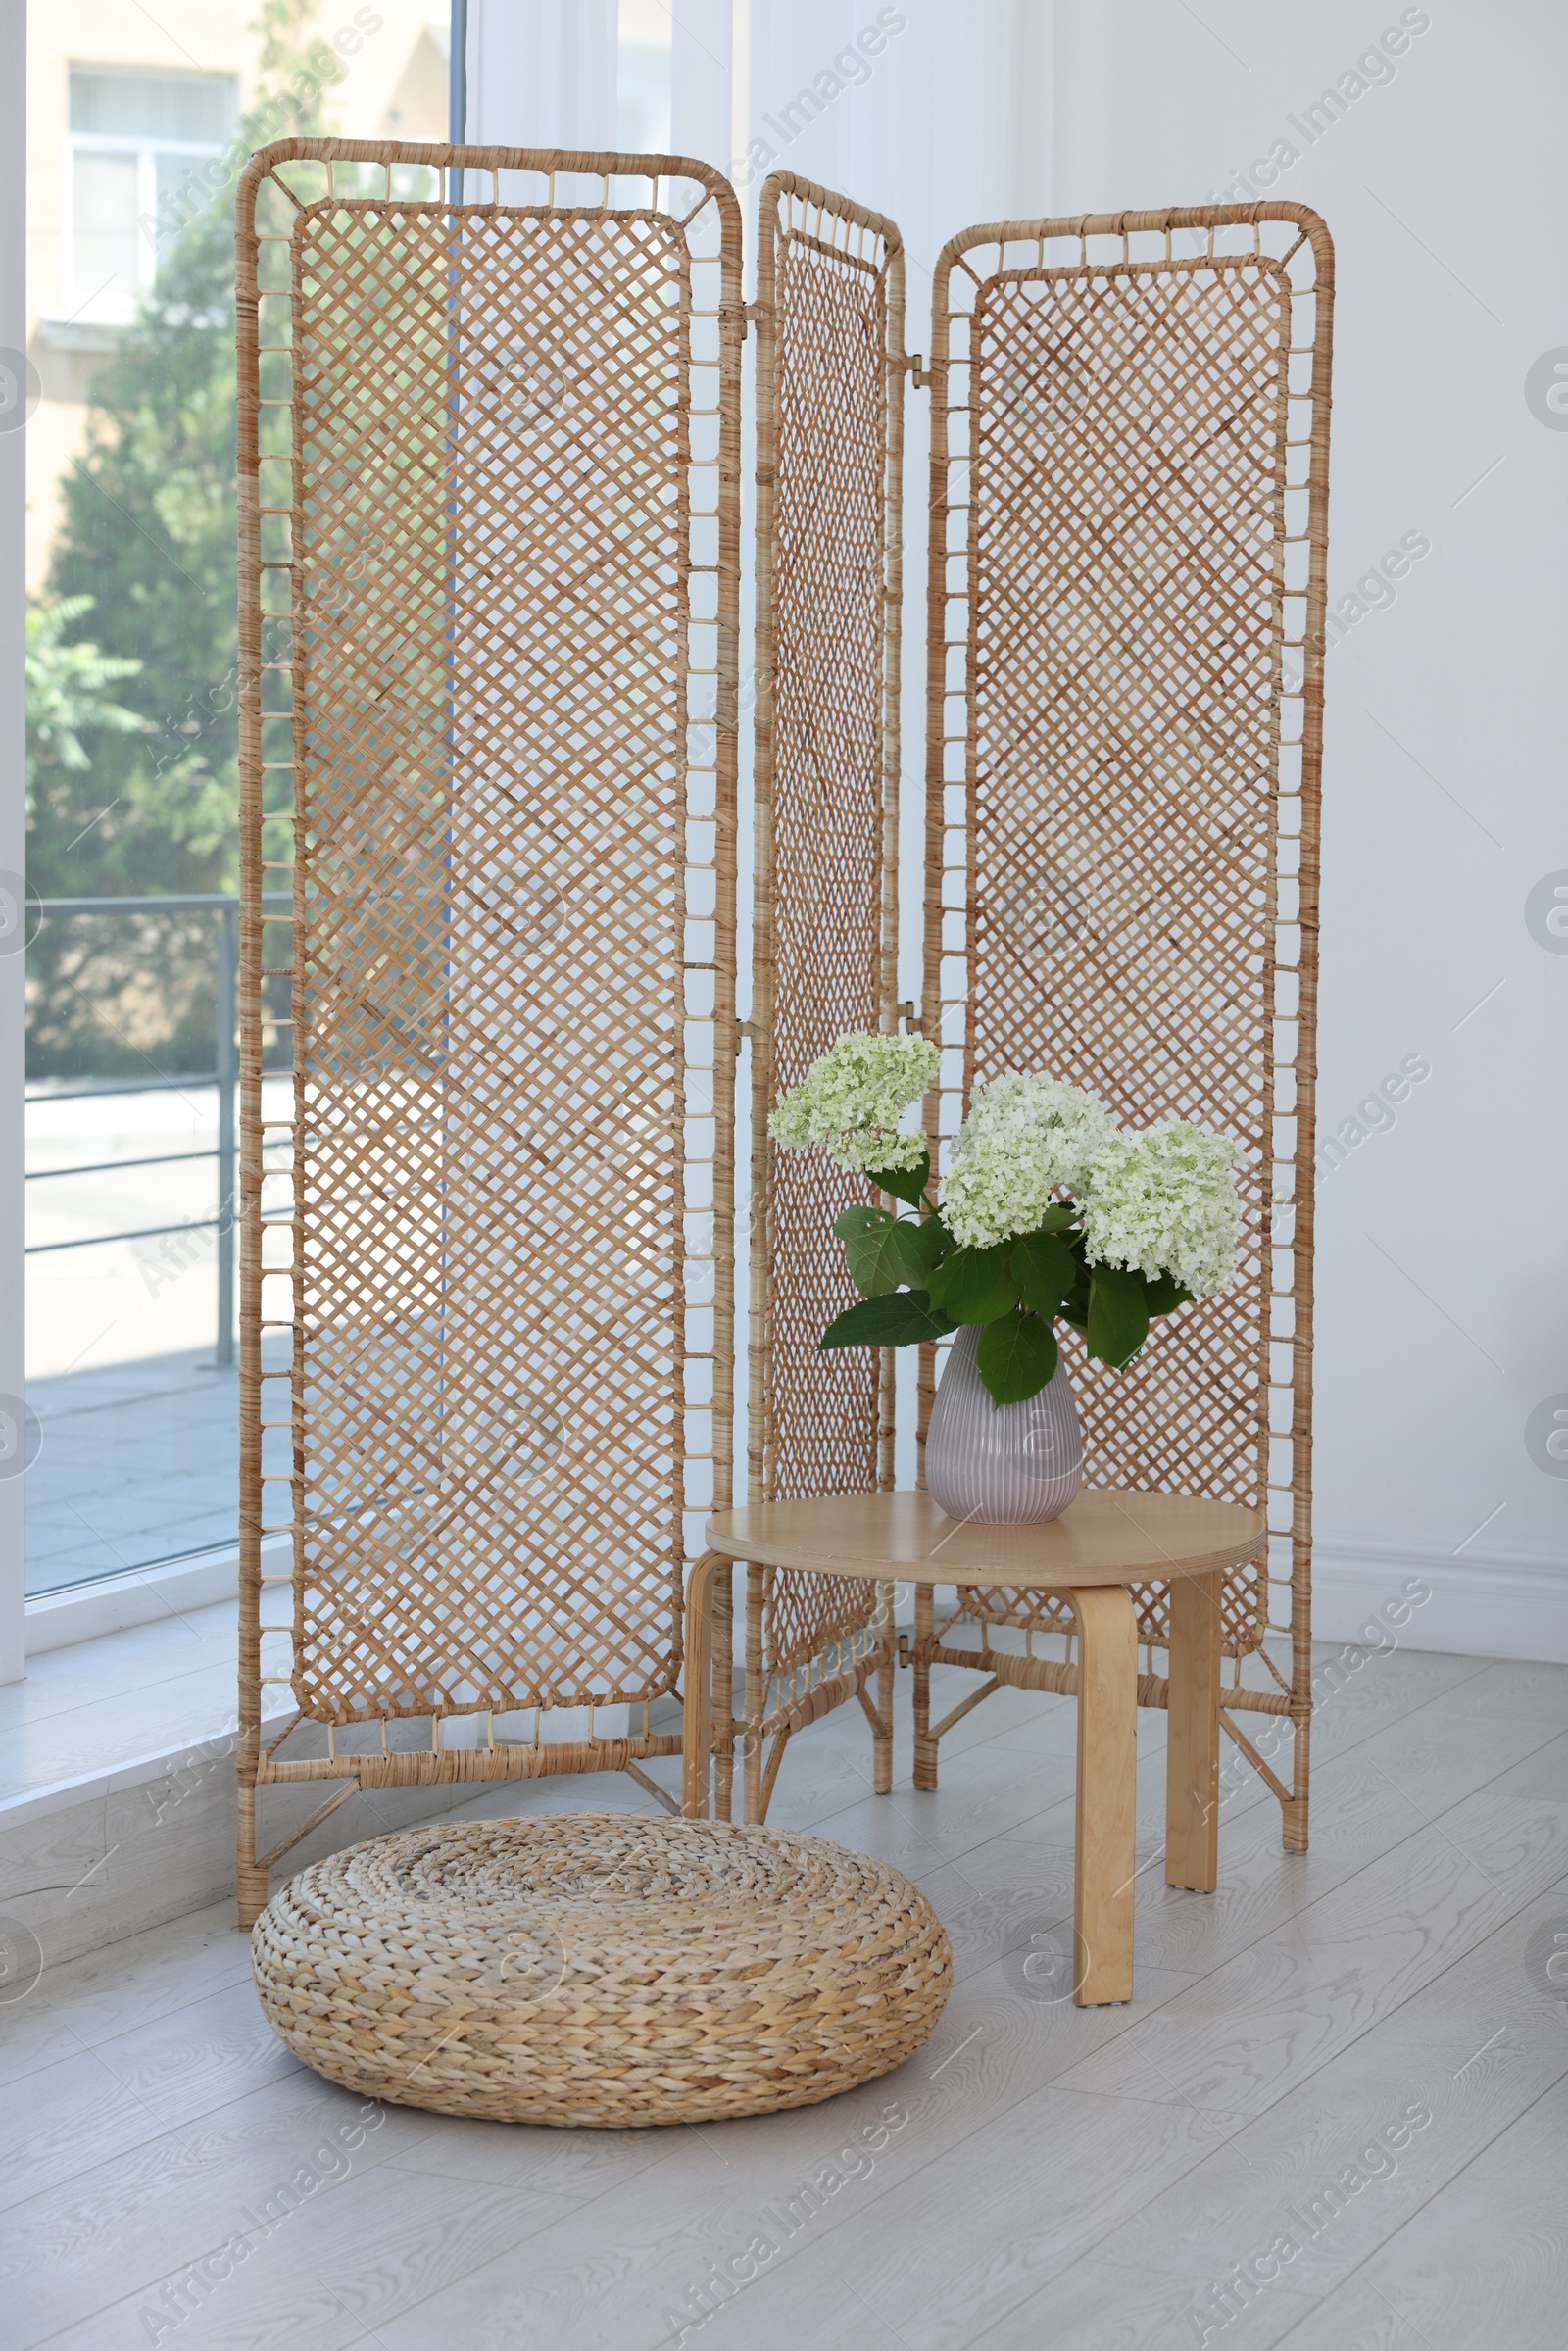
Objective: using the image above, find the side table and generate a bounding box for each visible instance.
[682,1488,1265,2004]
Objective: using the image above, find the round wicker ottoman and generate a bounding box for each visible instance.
[251,1813,952,2127]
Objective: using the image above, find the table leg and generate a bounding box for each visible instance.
[912,1584,936,1789]
[681,1550,724,1819]
[711,1566,734,1822]
[871,1581,896,1795]
[1165,1567,1223,1892]
[1069,1584,1138,2005]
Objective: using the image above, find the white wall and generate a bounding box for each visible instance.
[466,0,1568,1662]
[1041,0,1568,1656]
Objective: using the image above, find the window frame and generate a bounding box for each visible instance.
[61,69,238,320]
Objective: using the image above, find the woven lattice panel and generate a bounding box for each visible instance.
[922,210,1331,1687]
[238,145,740,1727]
[750,173,906,1677]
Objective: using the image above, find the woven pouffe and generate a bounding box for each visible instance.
[251,1814,952,2127]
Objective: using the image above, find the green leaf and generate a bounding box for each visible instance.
[832,1203,887,1243]
[839,1212,934,1298]
[819,1291,957,1349]
[1011,1231,1078,1319]
[926,1243,1019,1324]
[1087,1265,1151,1368]
[1142,1271,1195,1319]
[976,1311,1059,1404]
[864,1150,930,1207]
[1035,1202,1078,1232]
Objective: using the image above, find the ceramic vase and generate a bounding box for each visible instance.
[923,1323,1084,1525]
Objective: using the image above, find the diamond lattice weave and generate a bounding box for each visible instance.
[242,161,736,1729]
[932,248,1307,1650]
[753,187,903,1676]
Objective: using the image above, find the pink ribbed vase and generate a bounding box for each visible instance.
[923,1324,1085,1526]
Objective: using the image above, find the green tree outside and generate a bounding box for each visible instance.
[25,1,341,1076]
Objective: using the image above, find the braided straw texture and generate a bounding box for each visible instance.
[252,1814,952,2126]
[919,208,1332,1838]
[745,173,906,1764]
[235,143,740,1914]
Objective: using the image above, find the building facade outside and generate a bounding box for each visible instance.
[25,1,448,590]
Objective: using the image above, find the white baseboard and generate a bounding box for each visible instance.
[1311,1542,1568,1664]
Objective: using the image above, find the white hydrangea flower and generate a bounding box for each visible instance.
[941,1073,1118,1249]
[1079,1121,1243,1297]
[769,1031,939,1176]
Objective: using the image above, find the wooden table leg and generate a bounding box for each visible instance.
[681,1551,724,1819]
[1069,1584,1138,2005]
[1165,1566,1223,1892]
[912,1584,936,1789]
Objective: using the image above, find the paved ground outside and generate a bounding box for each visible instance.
[25,1347,242,1592]
[24,1081,290,1594]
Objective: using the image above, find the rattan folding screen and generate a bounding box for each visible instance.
[236,156,1330,1910]
[912,206,1332,1851]
[736,172,907,1822]
[236,142,741,1922]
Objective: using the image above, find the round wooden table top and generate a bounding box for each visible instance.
[704,1488,1265,1592]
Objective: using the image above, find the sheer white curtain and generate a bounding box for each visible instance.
[732,0,1054,277]
[461,2,1057,236]
[464,0,619,149]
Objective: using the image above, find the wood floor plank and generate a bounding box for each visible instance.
[0,2042,168,2211]
[968,2250,1321,2350]
[1266,2271,1453,2348]
[0,1896,251,2082]
[1474,1721,1568,1806]
[381,2105,701,2201]
[809,1738,1086,1866]
[1423,1656,1568,1728]
[1050,1794,1568,2115]
[1348,1703,1566,1805]
[87,1974,305,2131]
[31,2259,378,2351]
[5,2067,435,2343]
[39,2162,579,2351]
[1298,1646,1495,1764]
[1128,1705,1568,1983]
[1080,1881,1568,2312]
[946,1741,1443,1991]
[913,1840,1079,1987]
[1269,2073,1568,2351]
[660,2079,1254,2351]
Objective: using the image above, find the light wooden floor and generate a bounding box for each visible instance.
[5,1638,1568,2350]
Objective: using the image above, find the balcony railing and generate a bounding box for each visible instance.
[25,892,289,1368]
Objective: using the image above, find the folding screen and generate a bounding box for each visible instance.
[912,204,1332,1850]
[235,141,741,1922]
[737,171,907,1821]
[236,159,1331,1899]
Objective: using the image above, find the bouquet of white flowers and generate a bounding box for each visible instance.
[770,1033,1242,1406]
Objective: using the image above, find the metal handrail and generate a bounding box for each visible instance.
[24,891,292,1367]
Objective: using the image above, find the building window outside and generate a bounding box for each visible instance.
[65,69,238,320]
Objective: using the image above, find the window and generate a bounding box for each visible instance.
[65,67,238,318]
[24,11,442,1604]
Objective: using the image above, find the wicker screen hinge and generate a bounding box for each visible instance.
[743,301,769,337]
[736,1019,761,1050]
[902,354,930,389]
